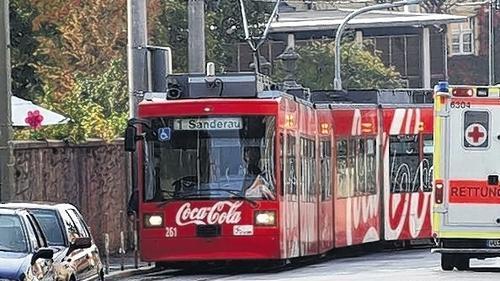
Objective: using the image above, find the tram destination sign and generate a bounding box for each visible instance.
[174,117,243,131]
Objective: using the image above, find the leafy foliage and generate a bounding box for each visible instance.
[29,0,160,99]
[11,0,162,142]
[206,0,274,71]
[15,60,128,142]
[419,0,459,13]
[150,0,274,73]
[274,41,404,90]
[150,0,188,73]
[9,0,46,101]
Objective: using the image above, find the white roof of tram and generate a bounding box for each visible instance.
[270,9,467,33]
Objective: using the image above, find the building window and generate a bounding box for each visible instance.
[450,22,473,55]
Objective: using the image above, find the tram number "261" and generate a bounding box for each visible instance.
[165,227,178,238]
[450,101,471,109]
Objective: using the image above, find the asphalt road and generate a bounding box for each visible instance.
[108,249,500,281]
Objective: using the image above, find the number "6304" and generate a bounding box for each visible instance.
[450,101,471,109]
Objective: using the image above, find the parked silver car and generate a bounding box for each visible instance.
[2,203,104,281]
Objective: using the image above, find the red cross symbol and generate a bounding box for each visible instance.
[468,126,484,142]
[465,123,487,146]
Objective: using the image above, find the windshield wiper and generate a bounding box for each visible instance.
[157,188,259,208]
[156,190,212,208]
[196,188,258,207]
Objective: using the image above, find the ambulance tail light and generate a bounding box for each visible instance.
[452,88,474,97]
[435,180,444,204]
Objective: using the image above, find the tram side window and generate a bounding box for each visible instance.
[309,139,316,202]
[389,135,420,193]
[422,135,433,192]
[366,138,377,194]
[300,138,305,199]
[348,139,357,196]
[356,139,366,194]
[320,141,332,201]
[336,139,348,198]
[286,135,297,196]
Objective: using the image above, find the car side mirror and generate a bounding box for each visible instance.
[67,237,92,256]
[31,248,53,265]
[125,125,137,152]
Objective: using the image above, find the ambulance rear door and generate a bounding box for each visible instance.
[440,86,500,237]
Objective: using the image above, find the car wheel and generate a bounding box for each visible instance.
[441,254,454,271]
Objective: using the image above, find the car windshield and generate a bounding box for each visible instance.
[0,214,28,253]
[144,116,276,201]
[30,209,66,247]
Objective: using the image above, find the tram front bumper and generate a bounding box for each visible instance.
[141,234,281,262]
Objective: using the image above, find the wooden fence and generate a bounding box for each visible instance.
[11,139,131,253]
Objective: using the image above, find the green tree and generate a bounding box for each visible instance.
[274,41,404,90]
[15,60,128,142]
[9,0,47,101]
[11,0,162,142]
[150,0,188,72]
[150,0,274,73]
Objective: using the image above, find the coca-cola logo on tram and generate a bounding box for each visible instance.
[175,201,244,226]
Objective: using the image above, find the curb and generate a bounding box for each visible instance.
[105,265,158,280]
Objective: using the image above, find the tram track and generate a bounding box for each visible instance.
[108,243,434,281]
[107,265,239,281]
[107,260,309,281]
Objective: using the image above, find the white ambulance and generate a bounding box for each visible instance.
[433,82,500,270]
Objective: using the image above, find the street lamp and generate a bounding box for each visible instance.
[333,0,423,91]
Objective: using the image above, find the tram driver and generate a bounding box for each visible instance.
[242,147,275,200]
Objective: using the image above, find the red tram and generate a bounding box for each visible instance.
[124,73,434,263]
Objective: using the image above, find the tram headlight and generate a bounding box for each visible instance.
[255,211,276,226]
[144,214,164,228]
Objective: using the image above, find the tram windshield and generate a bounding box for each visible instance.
[144,116,276,202]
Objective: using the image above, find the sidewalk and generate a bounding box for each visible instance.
[104,253,157,279]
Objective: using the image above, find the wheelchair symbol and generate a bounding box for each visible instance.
[158,127,171,142]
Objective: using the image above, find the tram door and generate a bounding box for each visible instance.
[317,110,334,253]
[297,105,319,256]
[282,108,300,258]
